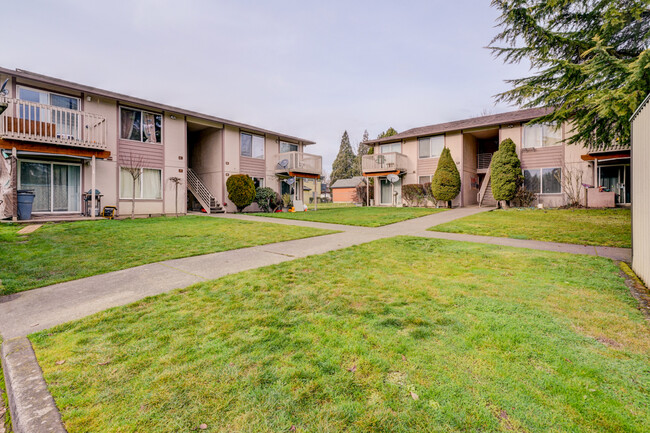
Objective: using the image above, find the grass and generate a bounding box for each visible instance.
[430,208,631,247]
[252,206,445,227]
[0,216,334,295]
[0,337,10,432]
[32,237,650,432]
[306,202,357,210]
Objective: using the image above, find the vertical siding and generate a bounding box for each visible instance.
[632,100,650,285]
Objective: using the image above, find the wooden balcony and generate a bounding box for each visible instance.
[0,97,107,150]
[276,151,322,177]
[362,152,408,174]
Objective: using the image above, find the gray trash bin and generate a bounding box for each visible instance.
[17,190,35,220]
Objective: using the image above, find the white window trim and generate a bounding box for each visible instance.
[119,106,164,144]
[418,175,432,184]
[523,167,563,195]
[16,85,81,110]
[418,135,444,159]
[379,142,402,154]
[279,141,299,153]
[17,159,82,214]
[119,167,164,200]
[240,132,266,159]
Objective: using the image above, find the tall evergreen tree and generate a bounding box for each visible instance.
[431,147,461,208]
[331,130,357,185]
[491,138,522,207]
[377,127,398,139]
[489,0,650,148]
[355,129,370,174]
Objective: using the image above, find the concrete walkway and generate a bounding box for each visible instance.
[0,206,630,339]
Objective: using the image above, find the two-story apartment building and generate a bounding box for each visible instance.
[362,108,630,208]
[0,67,321,220]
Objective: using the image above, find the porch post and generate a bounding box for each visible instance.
[91,155,96,219]
[594,158,598,187]
[313,179,317,211]
[366,177,369,207]
[11,147,17,222]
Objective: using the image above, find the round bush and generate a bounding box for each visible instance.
[226,174,256,212]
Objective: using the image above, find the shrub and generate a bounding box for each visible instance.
[254,187,279,213]
[354,181,373,205]
[423,182,438,207]
[402,184,426,207]
[511,185,537,207]
[226,174,256,212]
[491,138,522,206]
[431,147,461,207]
[281,193,293,208]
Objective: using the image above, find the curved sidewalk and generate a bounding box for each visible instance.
[0,206,630,339]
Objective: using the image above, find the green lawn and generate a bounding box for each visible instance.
[32,237,650,432]
[252,206,445,227]
[0,338,10,432]
[430,208,631,247]
[0,216,334,295]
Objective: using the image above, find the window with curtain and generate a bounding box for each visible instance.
[523,123,562,148]
[280,141,298,153]
[241,132,265,159]
[120,167,162,199]
[379,142,401,153]
[523,168,561,193]
[120,107,162,143]
[418,135,444,158]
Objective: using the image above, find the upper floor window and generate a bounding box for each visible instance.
[17,86,81,138]
[379,142,401,153]
[17,86,80,111]
[280,141,298,153]
[241,132,265,159]
[418,135,444,158]
[523,123,562,148]
[120,107,162,143]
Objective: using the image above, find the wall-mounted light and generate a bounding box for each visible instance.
[170,115,177,120]
[86,96,92,102]
[507,124,514,128]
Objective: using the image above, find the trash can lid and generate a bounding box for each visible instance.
[17,189,34,194]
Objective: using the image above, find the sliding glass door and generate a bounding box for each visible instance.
[19,161,81,213]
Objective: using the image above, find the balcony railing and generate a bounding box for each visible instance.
[362,152,408,173]
[477,152,493,170]
[588,142,630,153]
[0,97,107,150]
[276,151,322,176]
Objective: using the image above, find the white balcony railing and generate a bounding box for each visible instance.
[0,97,107,150]
[362,152,408,173]
[588,142,630,153]
[276,151,322,176]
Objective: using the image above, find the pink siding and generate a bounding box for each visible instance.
[417,157,439,177]
[240,156,265,177]
[118,140,164,168]
[520,146,564,169]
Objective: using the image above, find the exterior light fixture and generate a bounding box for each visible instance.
[170,115,177,120]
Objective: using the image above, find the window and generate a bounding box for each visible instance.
[241,132,265,159]
[379,142,401,153]
[523,123,562,148]
[418,175,431,184]
[120,167,162,199]
[19,160,81,213]
[418,135,444,158]
[252,177,264,188]
[17,86,80,138]
[280,141,298,153]
[120,107,162,143]
[523,168,561,194]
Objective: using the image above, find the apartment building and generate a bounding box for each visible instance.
[0,67,321,220]
[362,108,630,207]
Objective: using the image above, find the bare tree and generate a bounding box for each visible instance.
[121,153,145,219]
[168,176,182,217]
[555,164,585,207]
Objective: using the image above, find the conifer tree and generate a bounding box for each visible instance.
[431,147,460,207]
[490,138,522,207]
[356,129,370,174]
[489,0,650,148]
[331,131,358,185]
[377,127,398,139]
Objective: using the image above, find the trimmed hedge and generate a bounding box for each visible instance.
[491,138,522,203]
[226,174,256,212]
[431,147,460,206]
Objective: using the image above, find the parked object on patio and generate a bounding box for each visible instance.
[102,206,118,219]
[83,189,103,217]
[17,189,35,220]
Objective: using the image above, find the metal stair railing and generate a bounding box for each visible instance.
[187,168,217,214]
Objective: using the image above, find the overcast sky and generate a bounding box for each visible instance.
[5,0,531,173]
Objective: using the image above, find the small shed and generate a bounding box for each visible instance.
[330,176,365,203]
[631,94,650,285]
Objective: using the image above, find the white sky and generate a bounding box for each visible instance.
[5,0,531,173]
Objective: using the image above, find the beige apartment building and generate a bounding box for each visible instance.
[0,67,321,220]
[362,108,630,208]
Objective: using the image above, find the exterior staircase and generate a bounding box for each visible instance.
[478,162,497,207]
[187,168,224,214]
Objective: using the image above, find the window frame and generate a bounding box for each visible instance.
[240,132,265,159]
[119,106,163,144]
[252,177,265,189]
[418,135,445,159]
[379,142,401,154]
[17,158,82,213]
[418,175,432,184]
[523,167,562,194]
[119,166,163,200]
[522,123,563,149]
[16,85,81,111]
[279,141,299,153]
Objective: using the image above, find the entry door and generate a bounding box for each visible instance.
[599,165,629,204]
[19,161,81,213]
[380,178,402,205]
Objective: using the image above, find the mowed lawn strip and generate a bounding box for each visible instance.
[430,208,631,247]
[0,216,335,295]
[252,206,445,227]
[32,237,650,432]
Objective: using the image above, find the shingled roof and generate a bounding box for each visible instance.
[365,107,553,145]
[330,176,366,189]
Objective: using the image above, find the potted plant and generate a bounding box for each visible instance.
[281,193,292,212]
